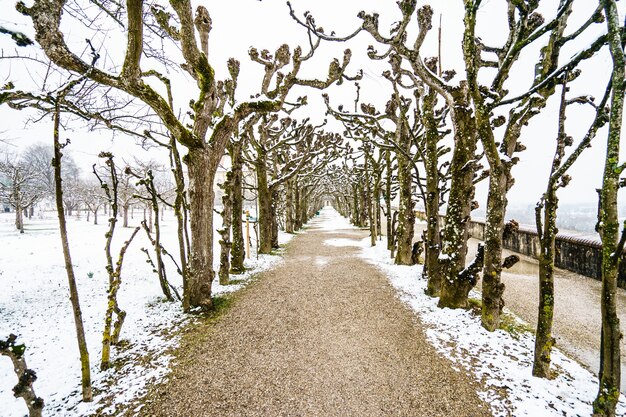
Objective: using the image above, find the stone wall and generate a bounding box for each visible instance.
[422,212,626,288]
[469,218,626,288]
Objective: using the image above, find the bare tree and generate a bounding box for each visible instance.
[462,0,606,331]
[245,116,339,253]
[21,143,80,202]
[117,169,137,228]
[93,153,140,370]
[52,90,92,401]
[61,161,82,217]
[0,153,44,232]
[18,0,355,312]
[80,179,106,224]
[594,1,625,414]
[533,76,611,378]
[1,334,44,417]
[289,2,483,305]
[127,162,177,301]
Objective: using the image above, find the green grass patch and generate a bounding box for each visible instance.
[467,297,533,340]
[468,297,482,313]
[498,312,534,339]
[210,295,233,314]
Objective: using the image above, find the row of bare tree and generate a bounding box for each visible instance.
[290,0,625,414]
[0,0,624,415]
[0,144,179,229]
[0,0,352,412]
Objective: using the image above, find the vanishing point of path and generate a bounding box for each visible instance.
[142,209,490,416]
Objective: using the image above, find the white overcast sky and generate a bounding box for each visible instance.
[1,0,625,207]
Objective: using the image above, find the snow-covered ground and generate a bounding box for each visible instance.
[6,204,624,417]
[318,207,626,417]
[0,210,291,417]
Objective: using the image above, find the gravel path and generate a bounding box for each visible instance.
[141,213,490,416]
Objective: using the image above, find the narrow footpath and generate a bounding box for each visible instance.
[142,209,490,416]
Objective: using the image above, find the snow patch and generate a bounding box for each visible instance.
[315,256,329,266]
[0,211,284,416]
[323,238,366,247]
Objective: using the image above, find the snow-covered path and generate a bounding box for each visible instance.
[140,207,489,416]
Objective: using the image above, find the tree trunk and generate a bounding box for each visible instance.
[270,187,280,249]
[285,180,294,234]
[374,179,382,242]
[395,121,415,265]
[230,142,246,274]
[149,177,173,301]
[594,2,624,413]
[365,156,376,247]
[185,147,216,311]
[351,184,360,226]
[93,207,98,225]
[147,204,153,233]
[218,170,233,285]
[375,188,382,241]
[52,103,92,402]
[15,200,24,233]
[424,198,442,296]
[438,94,479,309]
[294,182,302,231]
[256,159,273,254]
[170,139,190,308]
[299,189,309,227]
[481,166,511,330]
[303,190,311,226]
[421,89,443,296]
[359,184,368,228]
[533,188,558,378]
[385,151,393,251]
[123,204,129,227]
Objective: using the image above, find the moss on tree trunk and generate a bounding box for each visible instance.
[256,158,273,254]
[395,120,414,265]
[186,147,217,311]
[594,2,624,414]
[533,189,558,378]
[230,141,245,274]
[422,88,442,296]
[438,91,478,309]
[52,102,92,401]
[481,166,510,330]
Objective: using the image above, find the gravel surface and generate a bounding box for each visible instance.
[141,219,490,416]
